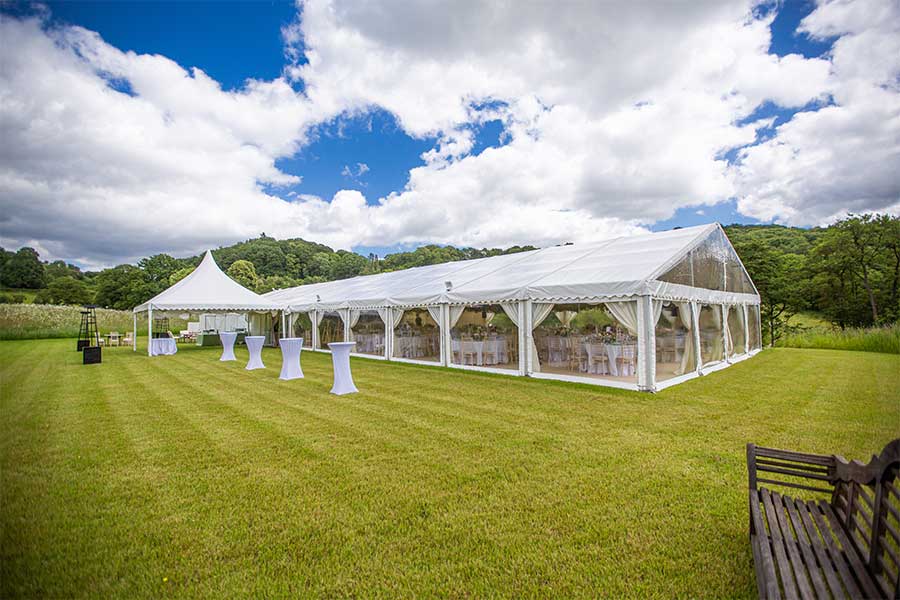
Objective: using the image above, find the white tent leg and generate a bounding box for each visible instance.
[692,302,702,374]
[637,295,656,392]
[439,303,449,366]
[147,306,153,356]
[517,300,526,375]
[133,313,137,351]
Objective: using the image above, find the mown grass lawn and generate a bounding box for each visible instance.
[1,339,897,598]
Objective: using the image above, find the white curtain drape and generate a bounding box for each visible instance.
[530,302,555,372]
[723,305,733,357]
[554,310,577,328]
[426,306,442,327]
[500,302,520,326]
[605,301,639,336]
[449,306,465,329]
[347,309,361,341]
[651,300,663,327]
[675,302,694,375]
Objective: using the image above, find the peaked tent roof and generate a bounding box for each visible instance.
[265,223,760,312]
[134,251,282,312]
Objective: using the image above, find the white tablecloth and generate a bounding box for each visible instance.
[354,333,384,354]
[452,337,510,366]
[328,342,358,394]
[245,336,266,370]
[149,337,177,356]
[219,331,238,361]
[604,344,635,376]
[279,337,304,380]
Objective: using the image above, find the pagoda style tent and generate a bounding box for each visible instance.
[265,224,761,392]
[133,251,282,355]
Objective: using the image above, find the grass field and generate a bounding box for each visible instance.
[1,340,897,598]
[0,304,185,340]
[778,323,900,354]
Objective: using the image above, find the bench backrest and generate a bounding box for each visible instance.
[748,439,900,598]
[830,440,900,599]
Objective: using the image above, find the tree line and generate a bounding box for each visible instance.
[726,214,899,344]
[0,235,536,311]
[1,215,896,345]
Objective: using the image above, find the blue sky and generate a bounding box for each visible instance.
[41,0,525,257]
[2,0,896,267]
[44,1,820,221]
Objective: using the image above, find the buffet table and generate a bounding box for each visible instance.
[149,337,177,356]
[196,332,246,347]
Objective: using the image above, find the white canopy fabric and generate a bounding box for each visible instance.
[134,251,281,312]
[266,224,759,313]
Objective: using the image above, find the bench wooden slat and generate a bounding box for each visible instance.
[757,478,834,495]
[751,490,782,600]
[758,465,833,483]
[820,500,884,599]
[783,495,831,599]
[755,448,834,466]
[807,499,865,598]
[757,458,831,475]
[793,498,847,600]
[762,488,802,600]
[772,491,817,600]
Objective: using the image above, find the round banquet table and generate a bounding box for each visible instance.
[328,342,358,395]
[279,337,304,380]
[149,337,177,356]
[219,331,238,361]
[244,336,266,370]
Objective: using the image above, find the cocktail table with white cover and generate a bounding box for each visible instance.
[219,331,238,361]
[149,337,177,356]
[328,342,358,395]
[244,336,266,370]
[278,337,304,380]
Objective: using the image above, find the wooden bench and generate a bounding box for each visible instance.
[747,439,900,599]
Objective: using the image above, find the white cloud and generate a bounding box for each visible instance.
[731,0,900,225]
[0,0,897,267]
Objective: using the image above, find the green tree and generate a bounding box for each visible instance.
[47,276,92,305]
[93,264,148,310]
[329,251,368,280]
[139,254,184,287]
[0,247,45,288]
[834,215,886,322]
[733,239,805,345]
[226,260,260,289]
[44,260,83,282]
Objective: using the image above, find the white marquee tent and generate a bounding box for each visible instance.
[264,224,762,391]
[133,250,282,354]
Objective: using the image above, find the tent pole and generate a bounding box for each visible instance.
[637,295,656,392]
[517,300,526,375]
[439,303,448,367]
[692,302,702,375]
[147,305,153,356]
[133,313,137,352]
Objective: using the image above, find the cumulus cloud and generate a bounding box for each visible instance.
[0,0,897,267]
[731,0,900,224]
